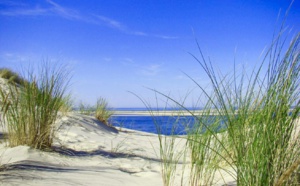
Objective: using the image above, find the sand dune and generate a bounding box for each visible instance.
[0,112,235,186]
[0,113,162,185]
[1,113,298,185]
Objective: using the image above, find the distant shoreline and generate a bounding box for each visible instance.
[111,108,296,116]
[112,110,218,116]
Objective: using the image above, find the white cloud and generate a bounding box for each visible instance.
[0,0,86,21]
[93,15,177,39]
[0,8,47,16]
[0,0,178,40]
[153,34,179,39]
[94,15,125,31]
[131,31,148,36]
[0,52,78,68]
[46,0,82,21]
[0,52,34,63]
[141,64,163,76]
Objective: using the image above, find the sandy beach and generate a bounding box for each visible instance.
[1,1,300,185]
[0,112,236,186]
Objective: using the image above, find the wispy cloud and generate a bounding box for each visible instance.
[0,1,26,7]
[46,0,82,21]
[119,58,163,76]
[0,52,79,68]
[94,15,126,30]
[0,0,49,16]
[140,64,163,76]
[0,52,40,65]
[0,7,48,16]
[131,31,148,36]
[153,35,179,39]
[122,58,135,65]
[0,0,178,39]
[93,15,177,39]
[0,0,84,20]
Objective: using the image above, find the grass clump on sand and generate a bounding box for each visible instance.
[0,63,71,150]
[0,68,28,86]
[131,97,190,186]
[186,111,229,186]
[79,101,94,115]
[79,98,114,126]
[197,31,300,185]
[154,112,186,186]
[59,94,74,115]
[151,31,300,185]
[95,97,114,126]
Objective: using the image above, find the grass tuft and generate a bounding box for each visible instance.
[0,68,27,86]
[78,98,114,126]
[146,31,300,185]
[59,94,74,115]
[95,97,114,126]
[78,101,94,115]
[0,63,71,150]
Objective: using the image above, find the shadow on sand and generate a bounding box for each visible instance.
[52,146,161,162]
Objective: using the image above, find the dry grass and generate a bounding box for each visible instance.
[149,30,300,185]
[95,97,114,126]
[0,63,71,150]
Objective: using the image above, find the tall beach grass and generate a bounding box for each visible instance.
[0,63,71,150]
[0,68,28,86]
[150,30,300,185]
[131,94,188,186]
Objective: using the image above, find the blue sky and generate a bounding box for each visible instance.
[0,0,299,108]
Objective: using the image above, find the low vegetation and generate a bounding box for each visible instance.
[78,101,94,115]
[79,98,114,126]
[0,68,27,86]
[151,31,300,185]
[59,94,74,115]
[95,97,114,126]
[0,63,71,150]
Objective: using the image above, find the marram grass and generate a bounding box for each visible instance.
[149,31,300,186]
[0,63,70,150]
[78,98,114,126]
[0,68,27,86]
[95,97,114,126]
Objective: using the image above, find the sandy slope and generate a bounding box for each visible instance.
[0,113,166,185]
[0,112,237,186]
[0,77,297,185]
[0,76,191,185]
[0,114,298,186]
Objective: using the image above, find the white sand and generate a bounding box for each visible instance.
[0,112,236,185]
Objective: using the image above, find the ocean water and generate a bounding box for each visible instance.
[109,108,225,135]
[109,115,196,135]
[109,107,297,135]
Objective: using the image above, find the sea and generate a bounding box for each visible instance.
[108,107,298,135]
[108,107,223,135]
